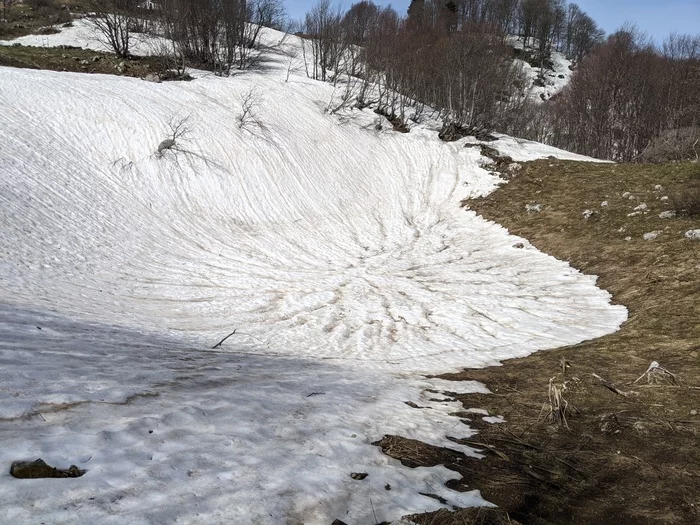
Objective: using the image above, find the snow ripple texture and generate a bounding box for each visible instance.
[0,39,625,524]
[0,67,623,371]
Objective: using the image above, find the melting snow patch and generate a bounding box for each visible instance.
[419,379,491,395]
[685,229,700,240]
[482,415,506,424]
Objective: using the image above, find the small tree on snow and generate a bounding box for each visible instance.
[237,89,267,133]
[157,116,192,157]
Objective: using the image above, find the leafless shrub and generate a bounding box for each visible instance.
[670,182,700,218]
[237,89,266,132]
[156,116,192,157]
[326,79,360,114]
[155,116,224,170]
[147,38,189,80]
[155,0,281,75]
[638,127,700,163]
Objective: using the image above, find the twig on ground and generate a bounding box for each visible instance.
[462,440,510,461]
[560,357,571,375]
[212,329,236,349]
[370,497,378,524]
[592,373,631,396]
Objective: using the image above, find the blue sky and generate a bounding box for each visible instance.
[284,0,699,44]
[575,1,700,43]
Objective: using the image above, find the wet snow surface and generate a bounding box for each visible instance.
[0,28,626,524]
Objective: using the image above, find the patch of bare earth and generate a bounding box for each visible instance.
[387,160,700,525]
[0,44,181,78]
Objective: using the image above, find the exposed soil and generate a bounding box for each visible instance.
[0,44,177,78]
[391,160,700,525]
[0,1,79,40]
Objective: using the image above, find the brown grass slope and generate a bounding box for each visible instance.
[391,161,700,525]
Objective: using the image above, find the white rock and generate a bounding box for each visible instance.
[643,231,662,241]
[601,201,609,207]
[654,185,663,191]
[685,229,700,240]
[633,203,648,211]
[526,203,543,213]
[622,192,631,198]
[659,211,676,219]
[582,209,595,219]
[624,236,632,241]
[660,196,669,201]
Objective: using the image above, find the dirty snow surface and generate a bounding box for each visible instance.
[0,28,626,525]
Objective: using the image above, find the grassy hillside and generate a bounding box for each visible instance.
[394,160,700,524]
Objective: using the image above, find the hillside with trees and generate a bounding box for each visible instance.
[297,0,698,162]
[5,0,694,161]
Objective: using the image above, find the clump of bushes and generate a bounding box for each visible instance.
[638,127,700,163]
[671,176,700,217]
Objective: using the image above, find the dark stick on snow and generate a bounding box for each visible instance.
[212,329,237,349]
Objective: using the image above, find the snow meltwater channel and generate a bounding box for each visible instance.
[0,34,625,524]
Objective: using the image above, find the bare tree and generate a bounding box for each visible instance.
[249,0,287,47]
[304,0,344,81]
[282,40,300,82]
[87,0,137,58]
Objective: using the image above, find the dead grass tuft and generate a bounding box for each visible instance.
[542,378,570,429]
